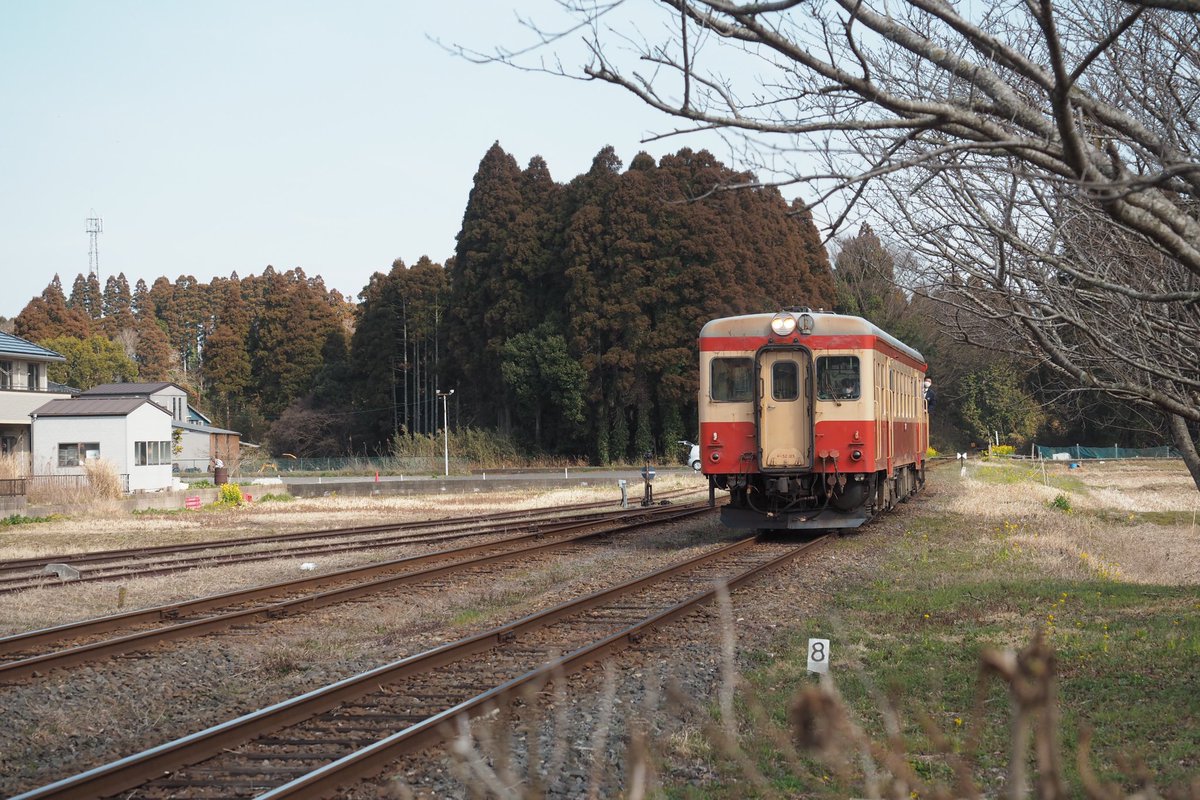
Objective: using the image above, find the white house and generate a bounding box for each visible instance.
[0,331,71,464]
[30,397,174,492]
[79,382,241,471]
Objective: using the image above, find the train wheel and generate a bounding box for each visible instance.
[874,471,894,513]
[899,466,914,502]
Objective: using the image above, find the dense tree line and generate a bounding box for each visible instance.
[11,144,835,462]
[445,143,836,462]
[13,141,1165,465]
[15,268,354,448]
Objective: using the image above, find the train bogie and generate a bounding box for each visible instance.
[698,308,928,530]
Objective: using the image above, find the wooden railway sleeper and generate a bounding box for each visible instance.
[257,737,371,748]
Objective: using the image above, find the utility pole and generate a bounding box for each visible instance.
[437,389,454,476]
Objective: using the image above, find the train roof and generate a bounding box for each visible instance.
[699,310,926,366]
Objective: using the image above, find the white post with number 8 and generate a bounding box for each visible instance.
[807,638,830,674]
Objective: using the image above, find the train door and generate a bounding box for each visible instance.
[757,349,811,469]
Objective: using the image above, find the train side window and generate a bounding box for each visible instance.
[816,356,860,400]
[772,360,799,401]
[711,357,754,402]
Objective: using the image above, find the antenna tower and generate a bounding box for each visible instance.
[86,212,103,281]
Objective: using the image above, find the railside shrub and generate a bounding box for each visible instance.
[389,427,524,470]
[83,458,124,499]
[0,453,27,479]
[217,483,244,506]
[1,513,59,526]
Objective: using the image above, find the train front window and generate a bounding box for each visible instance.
[711,357,754,402]
[772,360,799,401]
[817,356,860,400]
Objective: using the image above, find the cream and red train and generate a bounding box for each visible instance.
[699,308,928,530]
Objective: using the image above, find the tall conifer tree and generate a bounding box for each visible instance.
[447,142,528,430]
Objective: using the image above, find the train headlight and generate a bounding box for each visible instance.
[770,312,797,336]
[850,449,863,461]
[797,313,815,334]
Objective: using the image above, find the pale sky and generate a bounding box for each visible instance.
[1,1,752,319]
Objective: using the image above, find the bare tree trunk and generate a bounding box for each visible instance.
[1166,413,1200,492]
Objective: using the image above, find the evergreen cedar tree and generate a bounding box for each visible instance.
[446,142,836,463]
[14,143,836,461]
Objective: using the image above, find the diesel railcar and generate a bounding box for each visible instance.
[699,308,928,530]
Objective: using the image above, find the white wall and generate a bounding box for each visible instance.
[178,428,211,471]
[124,404,173,491]
[32,415,127,476]
[0,388,71,427]
[150,387,189,422]
[32,404,173,492]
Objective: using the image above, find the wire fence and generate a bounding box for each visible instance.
[175,456,467,477]
[1034,444,1181,460]
[4,473,131,503]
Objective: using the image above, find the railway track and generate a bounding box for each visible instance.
[0,491,696,594]
[0,502,711,683]
[11,530,828,800]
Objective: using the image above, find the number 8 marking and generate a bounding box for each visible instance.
[811,641,826,662]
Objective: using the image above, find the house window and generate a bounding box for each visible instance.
[135,441,172,466]
[27,363,39,390]
[58,443,100,467]
[0,361,12,390]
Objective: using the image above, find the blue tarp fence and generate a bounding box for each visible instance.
[1034,444,1181,460]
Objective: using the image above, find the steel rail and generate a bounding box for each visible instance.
[11,530,820,800]
[0,505,711,680]
[0,507,636,595]
[262,535,827,799]
[0,489,696,575]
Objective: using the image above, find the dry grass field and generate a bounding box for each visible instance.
[0,474,709,635]
[944,458,1200,585]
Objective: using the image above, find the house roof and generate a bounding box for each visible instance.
[0,331,66,363]
[81,381,184,396]
[175,419,240,436]
[31,397,172,418]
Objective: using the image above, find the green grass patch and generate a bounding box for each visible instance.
[723,509,1200,798]
[131,507,188,516]
[970,461,1089,494]
[451,608,485,626]
[255,493,295,503]
[0,513,61,527]
[1064,507,1199,528]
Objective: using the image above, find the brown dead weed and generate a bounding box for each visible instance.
[935,460,1199,585]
